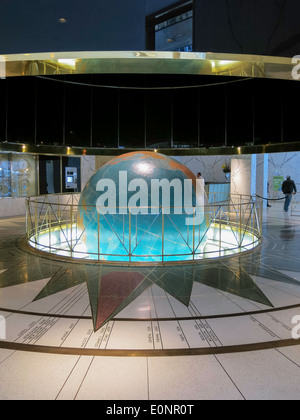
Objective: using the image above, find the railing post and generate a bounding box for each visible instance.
[239,201,242,249]
[129,211,131,262]
[136,214,138,249]
[219,213,222,257]
[97,212,100,261]
[192,211,195,260]
[35,199,38,244]
[259,200,263,240]
[252,201,255,244]
[162,211,164,262]
[48,206,51,251]
[58,195,60,223]
[25,199,28,240]
[70,202,73,257]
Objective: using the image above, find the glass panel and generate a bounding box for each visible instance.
[227,79,254,146]
[199,82,226,147]
[119,89,145,148]
[282,80,298,143]
[173,88,198,148]
[254,79,282,144]
[92,75,118,148]
[11,154,38,197]
[36,77,64,145]
[0,79,6,140]
[65,75,91,147]
[0,154,11,197]
[146,90,172,148]
[7,77,35,143]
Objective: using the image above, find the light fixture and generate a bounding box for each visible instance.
[218,60,238,66]
[57,59,76,69]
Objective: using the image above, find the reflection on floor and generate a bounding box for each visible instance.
[0,202,300,400]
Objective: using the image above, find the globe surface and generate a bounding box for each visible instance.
[78,151,209,262]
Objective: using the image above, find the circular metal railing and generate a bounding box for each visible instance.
[25,193,262,264]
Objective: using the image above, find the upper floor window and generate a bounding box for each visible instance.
[146,1,193,52]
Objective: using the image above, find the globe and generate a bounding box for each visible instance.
[77,151,210,262]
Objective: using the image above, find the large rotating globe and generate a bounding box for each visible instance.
[78,151,210,262]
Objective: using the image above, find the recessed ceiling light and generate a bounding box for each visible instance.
[59,18,67,23]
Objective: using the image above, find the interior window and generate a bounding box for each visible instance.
[146,1,193,52]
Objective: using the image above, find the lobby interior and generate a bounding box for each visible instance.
[0,0,300,401]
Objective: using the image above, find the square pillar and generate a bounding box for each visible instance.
[230,154,268,208]
[230,155,257,197]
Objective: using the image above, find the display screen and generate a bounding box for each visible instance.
[67,176,73,183]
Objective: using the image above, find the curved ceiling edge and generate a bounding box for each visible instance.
[0,51,297,81]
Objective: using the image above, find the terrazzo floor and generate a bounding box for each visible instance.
[0,201,299,401]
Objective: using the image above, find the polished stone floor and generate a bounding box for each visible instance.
[0,201,300,400]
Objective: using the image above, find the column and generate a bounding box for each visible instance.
[256,154,269,208]
[230,155,257,197]
[230,154,268,208]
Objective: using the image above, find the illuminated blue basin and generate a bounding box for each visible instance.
[78,151,210,262]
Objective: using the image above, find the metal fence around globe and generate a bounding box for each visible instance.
[25,193,262,263]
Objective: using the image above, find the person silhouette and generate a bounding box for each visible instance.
[282,176,297,212]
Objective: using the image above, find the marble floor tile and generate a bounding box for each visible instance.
[216,349,300,400]
[148,356,244,400]
[0,350,79,400]
[73,357,149,400]
[0,206,299,400]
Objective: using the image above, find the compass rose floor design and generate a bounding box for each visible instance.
[0,202,300,400]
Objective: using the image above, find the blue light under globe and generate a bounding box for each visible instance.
[78,151,210,262]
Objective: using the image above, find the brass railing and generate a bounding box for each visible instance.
[26,193,262,264]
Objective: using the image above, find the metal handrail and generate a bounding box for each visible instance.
[26,193,263,264]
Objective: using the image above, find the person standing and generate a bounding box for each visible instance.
[197,172,205,184]
[282,176,297,212]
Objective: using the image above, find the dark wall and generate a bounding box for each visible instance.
[194,0,300,57]
[0,0,146,54]
[0,74,299,149]
[0,0,300,57]
[145,0,177,15]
